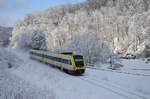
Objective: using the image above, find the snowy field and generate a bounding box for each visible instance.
[0,49,150,99]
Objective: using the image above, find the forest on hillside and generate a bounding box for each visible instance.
[10,0,150,63]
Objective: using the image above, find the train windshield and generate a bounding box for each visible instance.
[73,55,84,67]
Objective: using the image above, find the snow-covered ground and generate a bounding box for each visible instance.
[1,49,150,99]
[0,48,55,99]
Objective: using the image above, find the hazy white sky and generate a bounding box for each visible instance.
[0,0,85,27]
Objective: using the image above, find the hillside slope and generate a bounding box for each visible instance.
[11,0,150,57]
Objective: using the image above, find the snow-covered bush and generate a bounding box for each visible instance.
[0,48,21,69]
[64,33,114,64]
[141,44,150,58]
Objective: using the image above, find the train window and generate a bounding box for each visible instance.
[73,55,84,67]
[67,60,72,65]
[62,59,72,65]
[40,54,71,65]
[75,61,84,66]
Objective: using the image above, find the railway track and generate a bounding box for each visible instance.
[78,76,147,99]
[86,66,150,77]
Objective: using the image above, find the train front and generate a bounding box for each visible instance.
[73,55,85,74]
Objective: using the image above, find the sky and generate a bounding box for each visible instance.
[0,0,85,27]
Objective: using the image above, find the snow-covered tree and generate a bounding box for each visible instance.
[16,33,32,50]
[30,30,47,50]
[64,33,113,64]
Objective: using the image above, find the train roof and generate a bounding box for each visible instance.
[60,52,73,55]
[30,49,83,57]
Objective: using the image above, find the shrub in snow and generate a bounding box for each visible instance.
[0,48,21,69]
[64,33,116,64]
[136,44,150,58]
[142,44,150,58]
[108,54,123,70]
[144,58,150,63]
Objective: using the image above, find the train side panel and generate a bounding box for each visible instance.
[30,49,74,71]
